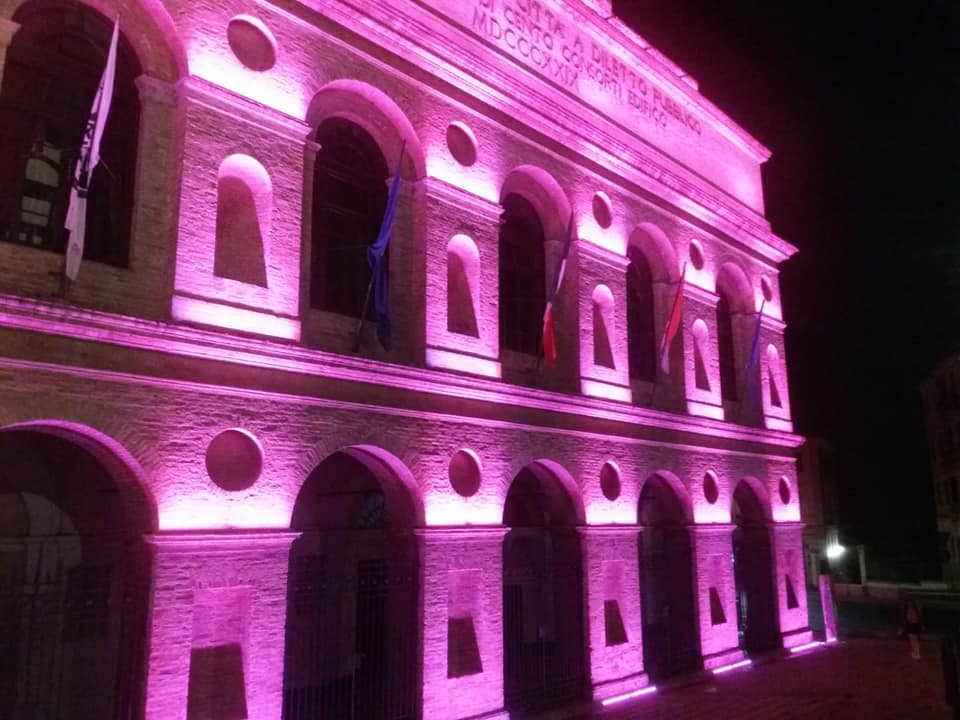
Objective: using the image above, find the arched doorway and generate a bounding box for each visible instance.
[732,480,780,653]
[0,429,152,719]
[283,448,421,720]
[637,474,700,681]
[502,462,587,717]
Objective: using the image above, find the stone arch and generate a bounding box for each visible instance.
[306,78,426,180]
[0,419,157,531]
[733,475,773,523]
[638,469,694,525]
[500,164,571,243]
[716,261,754,315]
[501,457,586,526]
[502,457,588,712]
[0,419,154,718]
[637,470,701,680]
[292,443,425,529]
[285,443,422,719]
[4,0,187,82]
[628,223,680,283]
[731,476,780,653]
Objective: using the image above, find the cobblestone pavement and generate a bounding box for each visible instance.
[585,638,953,720]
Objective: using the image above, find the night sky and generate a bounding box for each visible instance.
[614,0,960,570]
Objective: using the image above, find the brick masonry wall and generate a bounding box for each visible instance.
[0,0,807,717]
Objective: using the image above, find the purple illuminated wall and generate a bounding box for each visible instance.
[0,0,811,718]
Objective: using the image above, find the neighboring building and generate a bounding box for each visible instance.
[796,437,840,585]
[921,355,960,586]
[0,0,810,718]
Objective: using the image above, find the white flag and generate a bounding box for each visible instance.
[64,18,119,281]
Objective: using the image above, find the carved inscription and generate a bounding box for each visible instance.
[469,0,702,138]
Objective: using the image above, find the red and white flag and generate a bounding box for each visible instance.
[658,262,686,374]
[64,18,119,281]
[541,212,575,367]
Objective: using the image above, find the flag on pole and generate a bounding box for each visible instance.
[541,212,575,368]
[658,262,686,374]
[64,18,119,281]
[743,299,766,407]
[366,144,405,351]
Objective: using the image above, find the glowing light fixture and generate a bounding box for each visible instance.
[826,543,846,560]
[712,658,752,675]
[600,685,657,707]
[789,641,824,654]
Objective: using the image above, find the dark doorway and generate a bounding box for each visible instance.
[502,464,587,717]
[732,481,781,653]
[0,430,151,720]
[638,475,701,681]
[283,449,420,720]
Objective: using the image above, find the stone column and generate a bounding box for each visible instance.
[690,523,744,669]
[579,526,648,702]
[418,527,509,720]
[771,521,813,648]
[143,531,298,720]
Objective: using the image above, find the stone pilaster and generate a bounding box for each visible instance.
[130,75,179,316]
[417,527,509,720]
[170,76,310,340]
[690,523,744,669]
[771,522,813,648]
[143,531,298,720]
[579,526,649,701]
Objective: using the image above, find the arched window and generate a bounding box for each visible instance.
[717,291,738,401]
[0,0,141,266]
[498,193,545,355]
[626,245,656,381]
[310,117,388,317]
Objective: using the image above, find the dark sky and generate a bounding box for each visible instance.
[614,0,960,567]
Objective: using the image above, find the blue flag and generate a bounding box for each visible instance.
[366,145,405,350]
[743,299,766,408]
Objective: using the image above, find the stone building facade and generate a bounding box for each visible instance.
[922,356,960,587]
[0,0,810,718]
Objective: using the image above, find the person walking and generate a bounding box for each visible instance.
[902,597,923,660]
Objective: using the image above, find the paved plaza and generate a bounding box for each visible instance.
[586,637,953,720]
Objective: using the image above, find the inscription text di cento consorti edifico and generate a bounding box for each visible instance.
[469,0,702,137]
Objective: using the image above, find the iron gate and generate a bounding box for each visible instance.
[502,530,587,716]
[638,527,701,680]
[283,538,420,720]
[733,525,780,652]
[0,534,149,720]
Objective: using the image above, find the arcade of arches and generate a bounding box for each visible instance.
[0,429,805,720]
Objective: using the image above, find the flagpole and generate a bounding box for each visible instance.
[352,141,405,353]
[738,298,767,424]
[650,262,687,408]
[352,277,374,353]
